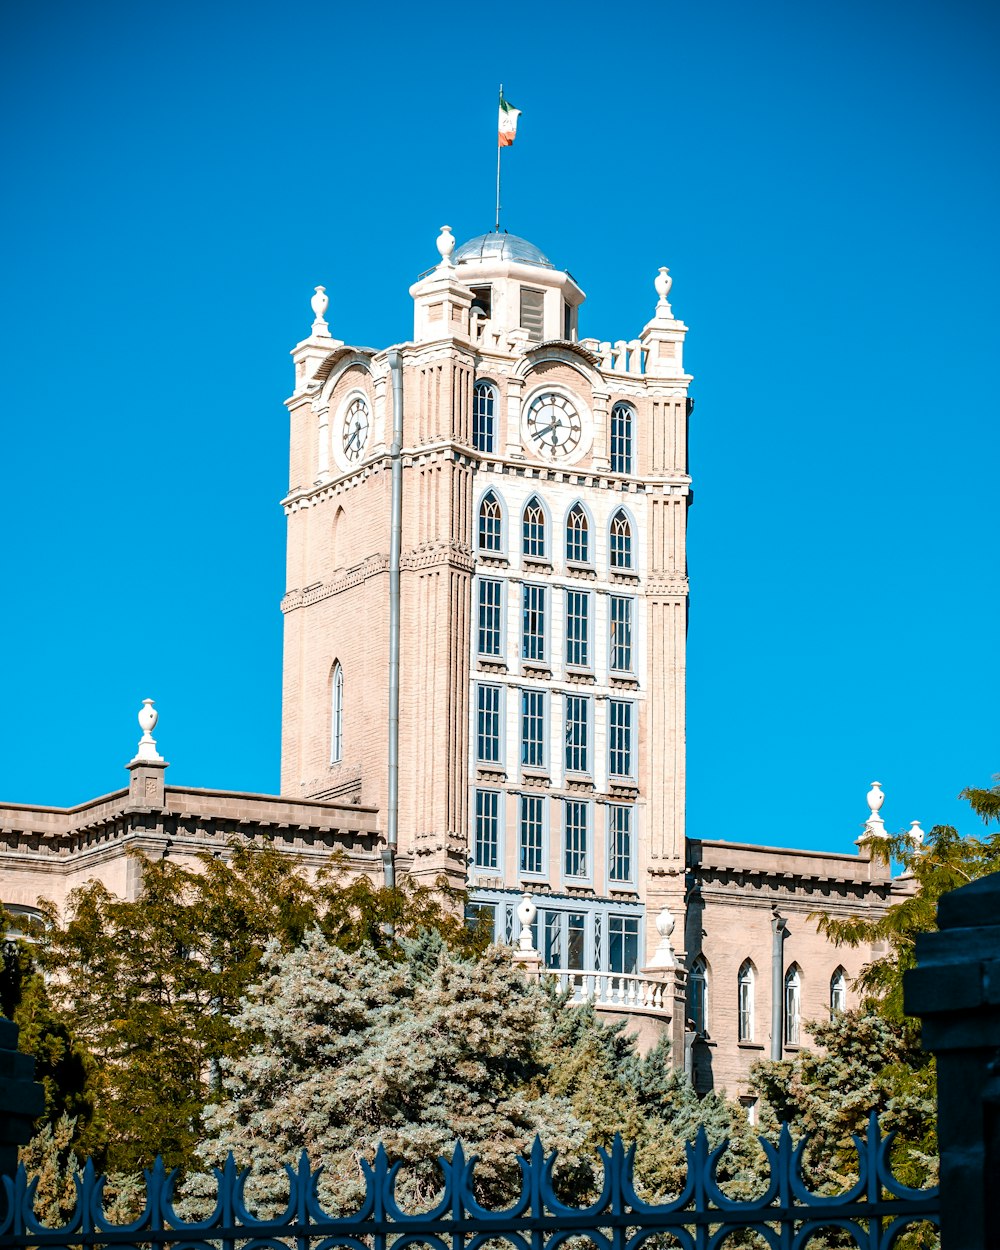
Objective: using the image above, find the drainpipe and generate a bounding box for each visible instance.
[771,909,787,1060]
[384,348,404,892]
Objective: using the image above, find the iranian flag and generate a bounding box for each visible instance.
[498,92,521,147]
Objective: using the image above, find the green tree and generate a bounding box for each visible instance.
[32,844,488,1175]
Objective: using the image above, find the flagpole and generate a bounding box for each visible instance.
[495,83,502,232]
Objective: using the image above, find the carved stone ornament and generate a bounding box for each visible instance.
[517,894,538,952]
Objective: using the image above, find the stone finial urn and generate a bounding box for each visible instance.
[436,224,456,267]
[517,894,537,952]
[867,781,885,816]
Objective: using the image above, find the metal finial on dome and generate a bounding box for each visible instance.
[310,285,330,337]
[134,698,164,763]
[436,225,456,269]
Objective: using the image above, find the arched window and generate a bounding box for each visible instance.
[478,492,503,553]
[784,964,802,1046]
[738,960,755,1042]
[522,496,545,557]
[610,509,632,570]
[610,402,634,474]
[830,967,847,1016]
[689,956,709,1035]
[566,504,589,564]
[330,664,344,764]
[473,381,496,453]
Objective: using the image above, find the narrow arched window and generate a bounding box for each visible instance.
[738,961,755,1042]
[610,509,632,570]
[690,956,709,1035]
[784,965,802,1046]
[610,402,634,474]
[473,381,496,453]
[331,664,344,764]
[478,492,503,552]
[522,496,545,557]
[566,504,589,563]
[830,967,847,1016]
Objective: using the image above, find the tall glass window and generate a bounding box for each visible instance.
[609,596,633,673]
[784,965,802,1045]
[690,957,709,1034]
[476,684,502,763]
[738,961,755,1042]
[566,590,589,667]
[565,695,590,773]
[522,584,546,661]
[330,663,344,763]
[608,700,633,778]
[478,579,502,655]
[474,790,499,869]
[610,402,634,474]
[522,496,545,557]
[564,800,588,878]
[609,914,639,973]
[478,492,502,552]
[610,510,633,570]
[608,804,633,883]
[566,504,589,563]
[520,794,544,875]
[830,967,847,1015]
[473,381,495,453]
[521,689,545,767]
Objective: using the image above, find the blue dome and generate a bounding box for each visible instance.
[453,232,554,269]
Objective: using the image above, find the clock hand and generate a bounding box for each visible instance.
[532,422,559,439]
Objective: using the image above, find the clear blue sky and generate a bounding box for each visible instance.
[2,0,996,852]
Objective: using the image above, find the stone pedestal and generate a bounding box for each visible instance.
[126,758,168,810]
[904,871,1000,1250]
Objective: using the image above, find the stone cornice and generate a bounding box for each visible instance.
[282,554,389,612]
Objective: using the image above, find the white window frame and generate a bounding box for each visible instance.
[520,688,547,770]
[610,402,634,475]
[607,803,635,886]
[476,683,504,764]
[522,495,547,559]
[738,960,755,1042]
[830,967,847,1016]
[608,699,634,780]
[785,965,802,1046]
[477,490,504,554]
[562,797,592,883]
[565,588,591,670]
[609,508,634,571]
[609,595,634,674]
[330,662,344,764]
[473,380,498,454]
[564,693,591,776]
[518,792,547,879]
[473,788,502,871]
[477,577,504,657]
[565,501,591,565]
[521,583,547,663]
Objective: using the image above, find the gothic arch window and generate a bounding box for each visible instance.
[830,967,847,1016]
[784,964,802,1046]
[473,381,497,454]
[566,503,589,564]
[690,956,709,1035]
[610,402,634,474]
[478,491,503,553]
[609,509,633,570]
[522,496,546,558]
[738,960,755,1042]
[330,663,344,764]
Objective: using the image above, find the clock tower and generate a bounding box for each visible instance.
[281,224,692,971]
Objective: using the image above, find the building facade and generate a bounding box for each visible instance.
[0,223,913,1100]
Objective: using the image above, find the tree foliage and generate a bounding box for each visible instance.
[17,844,488,1174]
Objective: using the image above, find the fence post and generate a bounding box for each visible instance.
[903,871,1000,1250]
[0,1013,45,1177]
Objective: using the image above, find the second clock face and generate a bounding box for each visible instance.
[342,396,370,463]
[524,392,583,460]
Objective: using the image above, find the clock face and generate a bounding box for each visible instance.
[342,396,370,463]
[524,392,583,460]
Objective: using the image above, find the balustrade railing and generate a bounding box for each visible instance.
[549,968,670,1014]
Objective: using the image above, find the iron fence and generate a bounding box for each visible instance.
[0,1112,938,1250]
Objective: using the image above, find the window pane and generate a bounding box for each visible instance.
[564,800,588,877]
[474,790,499,869]
[522,584,546,661]
[473,382,495,453]
[520,795,544,874]
[566,505,589,563]
[566,590,589,667]
[610,510,632,569]
[478,579,502,655]
[784,968,801,1045]
[567,913,587,970]
[476,684,501,762]
[564,694,589,773]
[609,915,639,973]
[610,596,633,672]
[478,492,502,552]
[544,911,562,968]
[522,497,545,557]
[610,403,634,475]
[608,805,632,882]
[609,700,632,777]
[521,689,545,767]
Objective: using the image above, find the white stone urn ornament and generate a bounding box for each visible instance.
[517,894,537,952]
[436,224,456,268]
[648,905,676,968]
[867,781,885,816]
[135,698,164,762]
[310,285,330,335]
